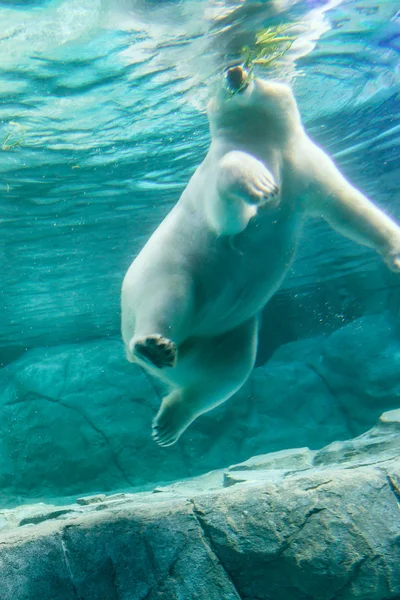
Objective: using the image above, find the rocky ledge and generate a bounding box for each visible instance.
[0,409,399,600]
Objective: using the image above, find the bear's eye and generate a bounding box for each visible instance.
[224,65,251,95]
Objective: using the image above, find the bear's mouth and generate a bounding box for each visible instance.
[224,65,250,95]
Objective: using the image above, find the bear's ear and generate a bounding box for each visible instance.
[272,81,298,113]
[256,79,294,106]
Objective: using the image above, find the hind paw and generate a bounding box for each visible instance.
[132,335,177,369]
[152,392,193,447]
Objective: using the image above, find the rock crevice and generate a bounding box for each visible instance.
[190,500,244,600]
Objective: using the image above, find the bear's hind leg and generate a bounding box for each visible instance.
[125,276,194,370]
[152,317,258,446]
[152,388,194,446]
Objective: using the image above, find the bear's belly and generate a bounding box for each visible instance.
[190,211,302,336]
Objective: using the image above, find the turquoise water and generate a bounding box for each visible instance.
[0,0,400,505]
[2,0,399,353]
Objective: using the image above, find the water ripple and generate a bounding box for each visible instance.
[0,0,399,349]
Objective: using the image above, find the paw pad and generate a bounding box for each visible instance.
[133,335,177,369]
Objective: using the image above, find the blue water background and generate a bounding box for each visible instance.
[1,0,399,360]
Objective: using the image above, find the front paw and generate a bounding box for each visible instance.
[240,157,280,208]
[247,177,280,209]
[217,151,280,209]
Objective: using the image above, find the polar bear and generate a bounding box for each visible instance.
[121,66,400,447]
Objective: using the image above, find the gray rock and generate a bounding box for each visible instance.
[223,467,288,487]
[315,313,400,436]
[76,494,106,506]
[0,410,399,599]
[313,408,400,468]
[229,447,314,472]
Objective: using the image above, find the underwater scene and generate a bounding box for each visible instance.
[1,0,400,597]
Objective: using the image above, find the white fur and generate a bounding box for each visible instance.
[121,77,400,446]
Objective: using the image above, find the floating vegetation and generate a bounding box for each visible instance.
[2,121,26,151]
[241,23,297,70]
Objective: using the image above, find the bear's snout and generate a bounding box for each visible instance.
[225,65,248,93]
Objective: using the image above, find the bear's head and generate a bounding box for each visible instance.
[207,66,301,142]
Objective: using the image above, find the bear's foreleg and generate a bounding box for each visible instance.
[307,147,400,272]
[152,316,258,446]
[205,150,280,236]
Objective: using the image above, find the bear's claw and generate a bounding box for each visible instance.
[152,424,179,447]
[263,184,280,207]
[248,180,280,208]
[133,335,177,369]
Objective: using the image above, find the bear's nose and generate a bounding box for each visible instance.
[225,65,248,93]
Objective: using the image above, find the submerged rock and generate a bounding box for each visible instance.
[0,313,399,504]
[0,410,399,599]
